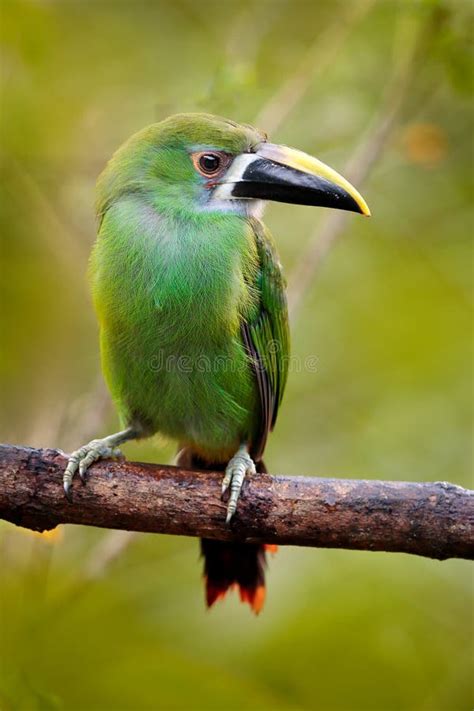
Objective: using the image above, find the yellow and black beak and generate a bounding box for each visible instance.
[228,142,370,216]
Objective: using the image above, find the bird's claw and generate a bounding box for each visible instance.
[63,439,122,500]
[222,449,256,523]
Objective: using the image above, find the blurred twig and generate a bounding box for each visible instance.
[27,376,112,452]
[255,0,374,135]
[83,529,139,579]
[287,9,436,320]
[8,158,88,270]
[1,444,472,561]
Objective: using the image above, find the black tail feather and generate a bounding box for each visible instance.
[201,539,268,613]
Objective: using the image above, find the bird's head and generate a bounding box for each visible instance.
[97,113,370,220]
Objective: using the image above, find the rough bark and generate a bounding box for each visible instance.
[0,444,472,561]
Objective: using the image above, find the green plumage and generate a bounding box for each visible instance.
[91,114,289,462]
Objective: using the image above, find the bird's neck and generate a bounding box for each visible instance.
[92,195,260,336]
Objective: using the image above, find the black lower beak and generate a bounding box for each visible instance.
[227,143,370,216]
[232,158,364,214]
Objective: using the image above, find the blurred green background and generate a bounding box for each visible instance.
[1,0,472,709]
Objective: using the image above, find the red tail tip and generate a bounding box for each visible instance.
[205,581,235,608]
[239,584,266,615]
[205,579,266,615]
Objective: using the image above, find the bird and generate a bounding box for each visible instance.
[63,113,370,613]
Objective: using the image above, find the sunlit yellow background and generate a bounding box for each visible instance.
[1,1,472,709]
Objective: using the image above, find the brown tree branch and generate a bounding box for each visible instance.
[1,444,472,561]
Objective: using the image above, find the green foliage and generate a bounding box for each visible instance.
[1,1,472,709]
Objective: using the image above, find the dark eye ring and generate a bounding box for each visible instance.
[198,153,221,174]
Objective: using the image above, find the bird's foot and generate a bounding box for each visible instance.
[63,433,128,500]
[221,446,256,523]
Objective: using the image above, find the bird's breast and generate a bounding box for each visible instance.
[93,199,259,351]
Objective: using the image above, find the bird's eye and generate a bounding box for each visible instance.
[199,154,220,174]
[191,151,230,179]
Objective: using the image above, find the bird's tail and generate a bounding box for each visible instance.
[176,447,276,614]
[201,539,276,614]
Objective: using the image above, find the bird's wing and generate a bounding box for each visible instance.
[242,218,290,461]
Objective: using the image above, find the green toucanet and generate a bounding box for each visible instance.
[64,113,370,612]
